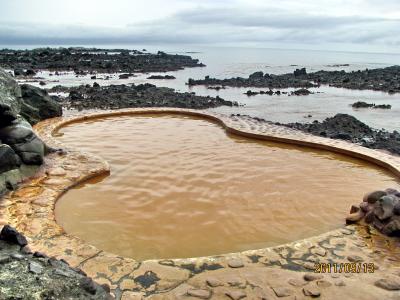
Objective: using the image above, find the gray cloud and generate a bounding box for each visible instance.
[0,0,399,52]
[173,7,389,29]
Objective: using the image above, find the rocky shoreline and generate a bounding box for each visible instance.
[352,101,392,109]
[244,88,313,96]
[189,66,400,93]
[5,108,400,300]
[1,46,400,299]
[0,47,205,74]
[0,225,112,299]
[278,114,400,155]
[231,113,400,156]
[49,83,238,111]
[189,70,317,89]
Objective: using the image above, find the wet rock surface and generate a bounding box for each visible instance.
[2,109,400,299]
[0,144,20,174]
[0,121,47,165]
[352,101,392,109]
[0,68,61,195]
[244,88,313,96]
[188,66,400,93]
[347,189,400,237]
[49,83,237,110]
[0,225,112,300]
[0,47,205,74]
[147,75,176,80]
[279,114,400,155]
[20,84,62,125]
[188,70,317,89]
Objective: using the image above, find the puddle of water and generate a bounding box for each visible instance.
[55,114,400,260]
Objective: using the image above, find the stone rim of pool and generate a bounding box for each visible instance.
[1,108,400,299]
[54,112,399,260]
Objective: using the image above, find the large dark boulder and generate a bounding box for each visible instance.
[0,144,20,173]
[0,69,21,114]
[294,68,307,77]
[0,103,17,127]
[0,68,59,194]
[0,122,46,165]
[249,71,264,81]
[13,68,24,76]
[20,84,62,125]
[0,224,28,246]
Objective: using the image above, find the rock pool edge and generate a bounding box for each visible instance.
[2,107,400,300]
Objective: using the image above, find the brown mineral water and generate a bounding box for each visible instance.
[55,114,400,260]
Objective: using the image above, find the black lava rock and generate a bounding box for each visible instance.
[294,68,307,77]
[0,225,28,246]
[20,84,62,125]
[282,114,400,155]
[188,66,400,94]
[0,47,205,74]
[0,144,20,173]
[0,103,17,127]
[49,83,238,111]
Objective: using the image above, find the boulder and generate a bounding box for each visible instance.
[147,75,176,80]
[394,202,400,215]
[352,101,374,108]
[374,195,397,220]
[363,190,387,204]
[292,88,312,96]
[69,90,82,100]
[0,103,17,127]
[25,69,36,76]
[0,122,46,165]
[385,188,400,195]
[382,217,400,236]
[0,225,28,246]
[294,68,307,77]
[249,71,264,80]
[0,144,20,173]
[0,67,59,195]
[348,190,400,237]
[20,84,62,125]
[13,68,24,76]
[0,69,22,115]
[119,73,133,79]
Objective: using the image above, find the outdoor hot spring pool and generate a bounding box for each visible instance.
[54,114,400,260]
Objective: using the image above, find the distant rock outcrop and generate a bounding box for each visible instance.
[188,66,400,94]
[352,101,391,109]
[280,114,400,155]
[48,83,238,111]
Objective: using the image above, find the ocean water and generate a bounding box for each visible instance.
[5,44,400,130]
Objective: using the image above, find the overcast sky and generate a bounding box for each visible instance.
[0,0,399,52]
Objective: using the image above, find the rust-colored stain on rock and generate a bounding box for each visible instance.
[0,108,399,299]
